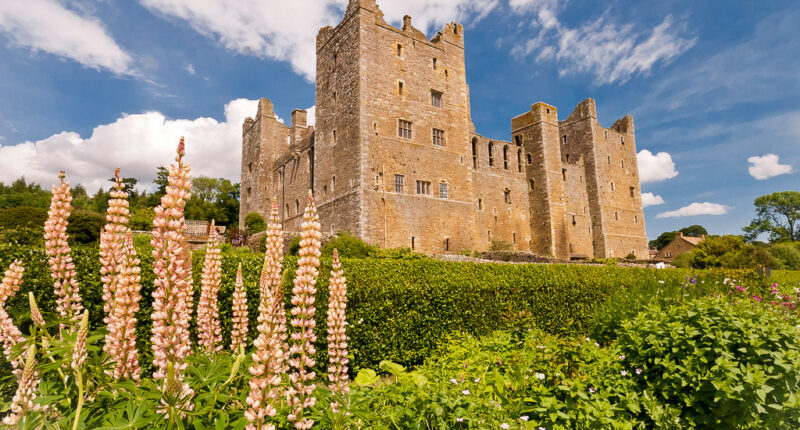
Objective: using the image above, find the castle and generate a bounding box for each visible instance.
[240,0,649,259]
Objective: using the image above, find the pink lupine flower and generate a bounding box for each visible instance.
[100,169,130,323]
[286,191,321,430]
[327,249,350,408]
[71,311,89,372]
[246,199,287,430]
[150,138,194,414]
[0,262,25,371]
[105,233,142,381]
[230,263,249,352]
[28,293,45,327]
[45,171,83,329]
[198,221,223,354]
[2,345,40,426]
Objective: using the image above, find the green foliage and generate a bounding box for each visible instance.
[321,232,375,258]
[0,177,51,209]
[618,298,800,428]
[243,212,266,234]
[287,235,301,256]
[649,225,708,250]
[624,252,636,260]
[0,206,48,230]
[769,243,800,270]
[367,247,427,260]
[184,176,240,226]
[129,207,155,231]
[744,191,800,242]
[672,252,691,268]
[489,240,512,251]
[687,235,754,269]
[67,210,106,244]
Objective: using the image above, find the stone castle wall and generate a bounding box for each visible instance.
[239,0,649,258]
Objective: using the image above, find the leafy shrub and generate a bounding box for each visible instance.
[367,247,427,260]
[625,252,636,260]
[0,206,47,230]
[0,227,45,247]
[769,243,800,270]
[490,240,512,251]
[287,235,301,256]
[66,210,106,244]
[617,298,800,428]
[321,231,375,258]
[244,212,266,234]
[128,207,155,231]
[672,252,691,268]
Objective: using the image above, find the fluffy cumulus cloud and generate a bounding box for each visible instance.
[138,0,497,81]
[0,0,134,75]
[637,149,678,184]
[747,154,793,180]
[0,98,260,192]
[641,192,665,208]
[510,0,695,85]
[656,202,730,219]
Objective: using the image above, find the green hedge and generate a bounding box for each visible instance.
[0,244,755,373]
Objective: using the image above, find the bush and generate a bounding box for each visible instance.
[287,235,301,256]
[672,252,691,268]
[368,247,427,260]
[769,243,800,270]
[0,206,47,230]
[624,252,636,260]
[618,298,800,428]
[67,209,106,244]
[244,212,266,234]
[321,231,375,258]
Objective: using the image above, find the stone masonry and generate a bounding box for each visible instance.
[240,0,649,259]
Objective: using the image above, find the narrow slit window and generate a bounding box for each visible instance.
[397,44,402,57]
[562,169,567,181]
[398,81,404,96]
[471,138,478,169]
[432,58,438,69]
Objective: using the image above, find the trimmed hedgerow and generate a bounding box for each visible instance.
[0,244,754,373]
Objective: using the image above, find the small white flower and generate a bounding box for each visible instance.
[520,415,529,421]
[474,377,481,383]
[658,280,665,284]
[456,417,464,423]
[357,318,364,324]
[589,387,596,394]
[462,389,470,395]
[539,427,547,430]
[618,355,626,360]
[536,345,545,349]
[636,368,642,375]
[621,370,628,376]
[450,378,458,385]
[595,342,599,347]
[535,372,545,380]
[585,337,591,342]
[501,424,510,429]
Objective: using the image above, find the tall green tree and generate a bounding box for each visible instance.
[743,191,800,242]
[184,176,240,226]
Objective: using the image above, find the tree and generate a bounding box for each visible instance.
[184,176,241,225]
[743,191,800,242]
[679,225,708,237]
[0,177,51,209]
[244,212,266,234]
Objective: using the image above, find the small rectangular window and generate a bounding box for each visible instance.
[397,44,402,57]
[394,175,405,193]
[611,182,615,191]
[514,135,521,146]
[332,130,336,144]
[563,135,568,143]
[432,128,445,146]
[333,92,337,108]
[248,162,253,172]
[416,180,431,195]
[398,119,412,139]
[621,136,625,145]
[513,232,516,244]
[478,199,483,210]
[332,175,336,192]
[629,186,635,198]
[411,236,415,250]
[432,58,438,69]
[439,183,449,199]
[431,90,442,108]
[562,169,567,181]
[615,211,619,221]
[504,190,511,204]
[398,81,404,96]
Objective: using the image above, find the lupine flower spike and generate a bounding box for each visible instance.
[198,220,223,353]
[230,263,248,352]
[100,168,130,323]
[29,293,45,327]
[287,190,321,429]
[327,249,350,407]
[106,232,142,381]
[45,171,83,330]
[150,138,194,414]
[245,199,287,430]
[0,262,26,371]
[2,345,40,426]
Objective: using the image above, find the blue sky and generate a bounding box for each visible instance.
[0,0,797,239]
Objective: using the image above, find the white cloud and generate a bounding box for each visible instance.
[306,106,316,127]
[139,0,497,81]
[185,63,195,75]
[747,153,793,180]
[0,98,259,192]
[637,149,678,183]
[641,192,665,208]
[510,2,695,85]
[0,0,134,75]
[655,202,730,218]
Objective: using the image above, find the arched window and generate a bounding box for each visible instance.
[503,145,509,170]
[488,142,495,166]
[517,149,523,173]
[295,199,300,214]
[285,204,290,217]
[472,138,478,169]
